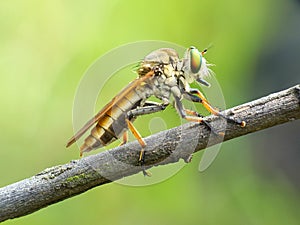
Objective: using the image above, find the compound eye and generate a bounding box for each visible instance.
[190,47,202,73]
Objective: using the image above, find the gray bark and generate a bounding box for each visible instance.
[0,84,299,222]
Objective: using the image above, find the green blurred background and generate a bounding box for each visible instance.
[1,0,299,224]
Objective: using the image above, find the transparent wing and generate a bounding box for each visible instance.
[66,70,155,147]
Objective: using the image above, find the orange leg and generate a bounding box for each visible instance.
[194,89,223,115]
[174,96,205,123]
[184,109,224,136]
[119,131,128,146]
[184,115,204,123]
[125,119,146,149]
[184,109,200,117]
[125,119,151,176]
[189,89,246,127]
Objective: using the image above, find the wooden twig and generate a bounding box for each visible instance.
[0,84,299,222]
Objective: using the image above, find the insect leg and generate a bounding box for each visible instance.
[119,131,128,146]
[125,102,168,176]
[172,87,223,134]
[184,109,222,135]
[125,118,150,176]
[173,94,223,135]
[185,89,246,127]
[143,100,165,106]
[125,119,146,149]
[127,102,169,120]
[184,108,203,117]
[173,95,204,123]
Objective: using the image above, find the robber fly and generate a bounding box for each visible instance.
[66,46,246,175]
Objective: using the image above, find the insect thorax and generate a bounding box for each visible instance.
[137,48,180,77]
[136,46,212,104]
[135,60,183,105]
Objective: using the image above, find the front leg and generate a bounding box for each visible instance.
[173,95,204,123]
[173,94,225,136]
[184,88,246,127]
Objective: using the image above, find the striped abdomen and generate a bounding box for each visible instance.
[80,87,144,155]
